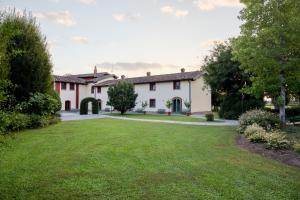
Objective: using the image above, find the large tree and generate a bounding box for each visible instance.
[0,9,53,101]
[202,41,264,119]
[233,0,300,123]
[107,81,138,115]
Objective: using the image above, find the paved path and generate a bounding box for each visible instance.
[60,112,238,126]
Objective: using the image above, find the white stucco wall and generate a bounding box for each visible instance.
[58,83,77,110]
[191,77,211,113]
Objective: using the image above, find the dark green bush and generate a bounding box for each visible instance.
[80,97,99,115]
[205,113,214,121]
[157,109,166,114]
[238,109,281,133]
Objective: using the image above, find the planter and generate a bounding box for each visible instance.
[186,112,191,116]
[167,112,171,116]
[143,111,146,115]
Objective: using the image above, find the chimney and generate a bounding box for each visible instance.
[146,72,151,76]
[121,75,125,80]
[94,66,97,75]
[181,68,185,73]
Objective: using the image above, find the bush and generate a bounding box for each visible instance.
[238,109,281,133]
[293,143,300,154]
[244,124,267,143]
[205,113,214,121]
[80,97,99,115]
[265,131,292,150]
[21,93,61,116]
[0,112,30,134]
[157,109,166,114]
[28,114,51,128]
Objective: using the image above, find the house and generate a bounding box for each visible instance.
[53,67,211,113]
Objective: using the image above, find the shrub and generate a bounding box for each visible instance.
[28,114,50,128]
[205,113,214,121]
[238,109,281,133]
[0,112,30,134]
[157,109,166,114]
[80,97,99,115]
[244,124,267,143]
[265,131,292,150]
[22,93,61,116]
[293,143,300,154]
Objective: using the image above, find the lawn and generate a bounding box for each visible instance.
[0,119,299,199]
[105,113,222,122]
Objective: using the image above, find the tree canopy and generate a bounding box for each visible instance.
[233,0,300,123]
[107,81,138,115]
[202,41,264,119]
[0,9,53,101]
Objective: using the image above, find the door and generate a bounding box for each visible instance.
[65,100,71,111]
[97,99,102,111]
[172,98,182,113]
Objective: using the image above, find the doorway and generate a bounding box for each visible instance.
[65,100,71,111]
[172,98,182,113]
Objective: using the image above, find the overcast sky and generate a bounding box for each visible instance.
[1,0,243,77]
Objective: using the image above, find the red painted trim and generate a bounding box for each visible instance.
[76,84,79,109]
[56,82,60,95]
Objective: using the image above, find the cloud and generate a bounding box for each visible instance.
[112,13,141,22]
[35,10,76,27]
[193,0,243,11]
[79,0,96,5]
[71,36,88,44]
[95,62,199,77]
[160,5,189,18]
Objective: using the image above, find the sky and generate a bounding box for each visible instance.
[1,0,243,77]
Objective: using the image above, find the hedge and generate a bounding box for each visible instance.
[80,97,99,115]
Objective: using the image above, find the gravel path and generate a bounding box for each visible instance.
[60,112,238,126]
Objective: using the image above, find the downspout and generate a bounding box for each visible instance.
[188,80,191,111]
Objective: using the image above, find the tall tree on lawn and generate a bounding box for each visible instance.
[233,0,300,123]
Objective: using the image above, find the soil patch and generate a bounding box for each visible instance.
[236,135,300,168]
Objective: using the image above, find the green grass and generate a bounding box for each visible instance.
[0,119,299,199]
[105,113,223,122]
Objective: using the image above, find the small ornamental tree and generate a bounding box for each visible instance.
[107,81,138,115]
[141,101,148,114]
[165,99,172,115]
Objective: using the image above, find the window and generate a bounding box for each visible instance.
[149,83,156,91]
[91,86,94,94]
[149,99,156,108]
[97,86,101,93]
[70,83,75,90]
[173,81,180,90]
[61,82,66,90]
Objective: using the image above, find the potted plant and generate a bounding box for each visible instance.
[165,99,172,116]
[184,100,191,116]
[141,101,148,114]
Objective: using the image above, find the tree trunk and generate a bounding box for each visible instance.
[279,75,286,124]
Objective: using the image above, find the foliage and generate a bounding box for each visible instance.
[107,81,138,115]
[184,100,191,112]
[165,100,172,112]
[0,111,30,135]
[0,9,53,101]
[141,101,148,113]
[238,109,281,133]
[80,97,99,115]
[244,124,267,143]
[0,79,16,111]
[205,113,214,121]
[157,109,166,114]
[20,92,61,116]
[293,143,300,154]
[202,41,264,119]
[233,0,300,123]
[28,114,60,128]
[265,131,293,150]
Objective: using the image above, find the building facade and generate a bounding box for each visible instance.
[53,67,211,113]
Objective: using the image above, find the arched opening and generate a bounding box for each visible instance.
[80,97,99,115]
[97,99,102,111]
[172,97,182,113]
[65,100,71,111]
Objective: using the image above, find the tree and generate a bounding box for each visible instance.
[232,0,300,123]
[107,81,138,115]
[202,41,264,119]
[165,99,172,115]
[0,9,53,101]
